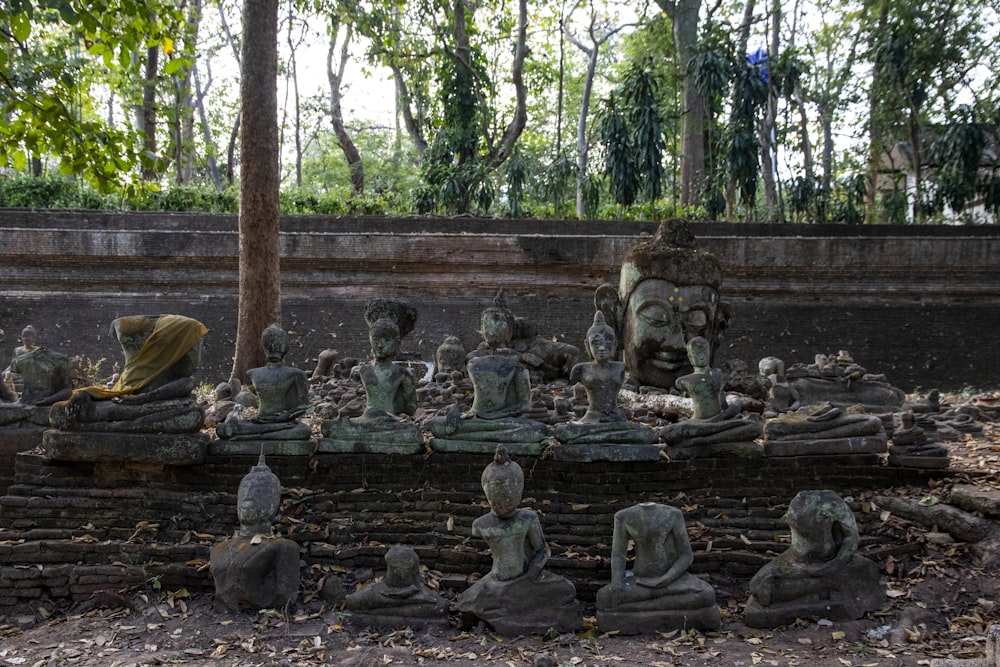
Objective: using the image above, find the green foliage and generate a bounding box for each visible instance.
[596,91,638,207]
[0,0,185,191]
[0,174,114,209]
[927,106,993,218]
[505,148,527,218]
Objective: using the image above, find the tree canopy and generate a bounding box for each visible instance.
[2,0,999,224]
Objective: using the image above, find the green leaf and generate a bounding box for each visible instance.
[163,57,188,76]
[55,1,79,24]
[10,12,31,42]
[11,150,27,171]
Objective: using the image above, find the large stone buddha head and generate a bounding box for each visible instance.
[596,219,730,389]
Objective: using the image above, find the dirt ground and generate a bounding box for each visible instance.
[2,397,999,667]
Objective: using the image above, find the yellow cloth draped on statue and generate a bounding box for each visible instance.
[81,315,208,399]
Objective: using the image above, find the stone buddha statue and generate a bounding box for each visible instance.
[428,292,548,449]
[554,311,655,445]
[779,350,905,412]
[456,447,581,635]
[762,401,887,456]
[344,545,449,628]
[0,326,73,428]
[210,451,301,611]
[596,218,730,391]
[321,317,422,451]
[216,324,312,441]
[888,410,949,468]
[657,336,762,456]
[48,314,207,434]
[746,490,884,627]
[596,502,721,633]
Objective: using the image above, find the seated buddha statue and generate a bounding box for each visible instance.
[596,502,721,633]
[49,314,207,434]
[216,324,312,441]
[428,292,548,448]
[554,311,655,445]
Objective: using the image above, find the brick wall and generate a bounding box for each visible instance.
[2,211,998,391]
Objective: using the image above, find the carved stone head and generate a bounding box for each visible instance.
[596,219,729,389]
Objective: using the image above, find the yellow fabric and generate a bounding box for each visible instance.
[82,315,208,399]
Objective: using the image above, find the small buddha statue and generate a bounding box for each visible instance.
[210,451,301,611]
[48,314,207,434]
[0,326,73,428]
[344,545,449,628]
[435,335,466,380]
[596,502,721,634]
[888,410,949,468]
[554,312,655,445]
[746,490,884,628]
[216,324,312,441]
[657,336,762,456]
[428,292,548,448]
[456,447,581,635]
[321,317,421,449]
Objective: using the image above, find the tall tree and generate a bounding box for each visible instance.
[653,0,706,208]
[564,3,629,218]
[327,19,364,195]
[231,0,281,382]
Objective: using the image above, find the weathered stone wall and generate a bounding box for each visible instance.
[3,210,999,391]
[0,449,941,613]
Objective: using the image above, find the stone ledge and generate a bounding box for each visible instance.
[42,431,209,465]
[762,435,888,458]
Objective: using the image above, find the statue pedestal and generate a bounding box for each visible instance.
[745,587,885,628]
[209,439,314,457]
[887,452,950,469]
[43,431,208,465]
[597,605,721,635]
[548,442,664,463]
[667,441,763,460]
[343,611,450,630]
[429,439,547,456]
[763,434,887,457]
[319,437,424,456]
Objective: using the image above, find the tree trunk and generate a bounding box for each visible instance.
[574,44,598,219]
[565,10,624,219]
[231,0,281,383]
[193,59,224,192]
[725,0,756,219]
[391,63,428,161]
[759,0,781,221]
[864,0,889,224]
[327,25,364,196]
[139,45,159,181]
[286,4,303,187]
[656,0,706,209]
[484,0,528,168]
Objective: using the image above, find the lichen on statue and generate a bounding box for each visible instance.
[595,502,721,633]
[429,291,548,445]
[595,218,730,391]
[321,316,420,443]
[657,336,762,453]
[745,490,884,627]
[217,323,312,441]
[0,325,73,428]
[456,446,581,634]
[554,311,655,445]
[48,314,207,433]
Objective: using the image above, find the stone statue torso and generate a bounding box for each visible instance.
[468,352,530,420]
